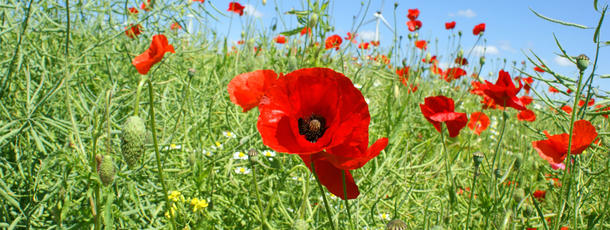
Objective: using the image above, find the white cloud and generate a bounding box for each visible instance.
[449,9,476,18]
[358,30,377,41]
[497,40,516,53]
[244,4,263,18]
[472,45,499,56]
[554,56,573,67]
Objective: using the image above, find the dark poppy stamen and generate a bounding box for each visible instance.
[298,114,327,143]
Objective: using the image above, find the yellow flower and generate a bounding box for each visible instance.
[168,191,183,202]
[165,203,177,219]
[190,198,209,212]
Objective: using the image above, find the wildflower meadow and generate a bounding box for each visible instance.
[0,0,609,229]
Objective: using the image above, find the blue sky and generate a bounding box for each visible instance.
[194,0,609,91]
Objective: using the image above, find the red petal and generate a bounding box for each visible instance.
[132,34,175,75]
[517,109,536,122]
[532,139,566,165]
[299,154,360,200]
[570,120,597,154]
[324,137,388,170]
[445,113,468,137]
[227,70,278,112]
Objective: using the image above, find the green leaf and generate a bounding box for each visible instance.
[594,0,599,11]
[530,8,591,29]
[285,10,310,16]
[593,6,606,42]
[280,27,304,37]
[600,74,610,78]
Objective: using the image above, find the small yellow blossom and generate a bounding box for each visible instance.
[190,198,209,212]
[168,191,183,202]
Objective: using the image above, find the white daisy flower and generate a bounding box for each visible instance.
[365,98,370,104]
[379,213,391,220]
[262,150,276,158]
[354,83,363,89]
[211,141,223,150]
[233,151,248,160]
[162,144,182,151]
[291,176,304,182]
[234,167,251,174]
[202,149,213,157]
[222,131,237,139]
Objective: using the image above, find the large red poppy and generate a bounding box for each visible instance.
[532,120,598,165]
[228,2,245,16]
[132,34,175,75]
[445,21,456,30]
[420,96,468,137]
[227,70,278,112]
[467,112,489,136]
[407,20,422,32]
[442,67,466,82]
[407,9,420,21]
[473,23,485,35]
[325,34,343,50]
[477,70,526,110]
[299,153,359,199]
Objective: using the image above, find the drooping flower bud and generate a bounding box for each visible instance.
[121,116,147,168]
[96,154,116,186]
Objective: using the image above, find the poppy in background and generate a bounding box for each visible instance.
[420,95,468,138]
[561,105,572,114]
[517,109,536,122]
[170,22,182,30]
[445,21,456,29]
[325,34,343,50]
[140,0,151,11]
[549,86,560,93]
[595,105,609,118]
[519,96,533,106]
[455,57,468,65]
[345,32,358,44]
[300,27,312,36]
[578,98,594,107]
[274,35,286,44]
[407,20,422,32]
[370,40,380,47]
[521,77,533,94]
[228,2,245,16]
[125,24,142,38]
[477,70,526,111]
[358,42,369,49]
[442,67,466,82]
[407,8,420,21]
[532,120,598,166]
[132,34,175,74]
[534,65,546,73]
[128,7,139,14]
[415,40,427,50]
[533,190,546,202]
[227,70,278,112]
[467,112,489,135]
[473,23,485,35]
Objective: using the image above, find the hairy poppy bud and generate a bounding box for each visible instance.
[248,148,258,160]
[480,56,486,66]
[576,54,589,72]
[386,219,407,230]
[458,49,464,58]
[96,154,115,186]
[309,13,319,28]
[473,152,484,168]
[121,116,147,168]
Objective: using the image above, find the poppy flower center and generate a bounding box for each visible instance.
[298,114,327,143]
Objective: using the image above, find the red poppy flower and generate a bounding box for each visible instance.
[140,0,151,11]
[472,23,485,35]
[517,109,536,122]
[274,35,286,44]
[344,32,358,44]
[125,24,142,38]
[300,27,312,36]
[578,98,594,107]
[445,21,456,29]
[533,190,546,201]
[407,9,420,21]
[192,0,205,2]
[228,2,245,16]
[430,64,443,75]
[561,105,572,114]
[455,57,468,65]
[442,67,466,82]
[595,104,609,118]
[519,96,533,106]
[532,120,598,165]
[370,40,380,47]
[521,76,533,94]
[227,70,278,112]
[549,86,559,93]
[358,42,369,49]
[132,34,175,75]
[414,40,427,50]
[325,34,343,50]
[396,67,409,78]
[170,22,182,30]
[477,70,526,110]
[129,7,139,14]
[467,112,489,136]
[422,55,438,64]
[420,96,468,137]
[298,153,359,199]
[534,66,545,73]
[237,40,244,45]
[407,20,422,32]
[566,88,572,94]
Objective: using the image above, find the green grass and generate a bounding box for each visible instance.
[0,0,608,229]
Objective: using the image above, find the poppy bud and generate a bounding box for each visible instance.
[294,219,308,230]
[513,157,521,170]
[457,49,464,58]
[413,33,419,39]
[407,34,413,40]
[262,0,266,5]
[458,31,462,37]
[424,53,431,62]
[386,219,407,230]
[121,116,147,168]
[309,13,319,28]
[494,168,502,178]
[480,56,486,66]
[473,152,484,168]
[576,54,589,71]
[96,154,116,186]
[394,2,398,8]
[248,148,258,160]
[188,68,196,78]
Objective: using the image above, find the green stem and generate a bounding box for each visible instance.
[310,159,336,230]
[489,109,508,190]
[556,69,585,229]
[147,78,174,229]
[341,170,353,229]
[465,166,479,229]
[440,124,455,204]
[248,153,267,229]
[134,77,146,116]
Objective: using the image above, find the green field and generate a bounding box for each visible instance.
[0,1,608,229]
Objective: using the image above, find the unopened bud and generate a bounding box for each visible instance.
[188,68,196,78]
[407,34,413,40]
[457,49,464,58]
[480,56,485,66]
[96,154,115,186]
[473,152,484,168]
[248,149,258,160]
[458,31,462,37]
[576,54,589,71]
[386,219,407,230]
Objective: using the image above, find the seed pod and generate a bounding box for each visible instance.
[121,116,147,168]
[576,54,589,72]
[96,154,115,186]
[386,219,407,230]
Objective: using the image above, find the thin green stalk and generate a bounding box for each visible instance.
[310,159,336,230]
[555,69,585,229]
[134,77,146,116]
[489,109,508,190]
[341,170,353,229]
[440,124,455,205]
[465,166,479,229]
[248,152,268,229]
[147,78,174,229]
